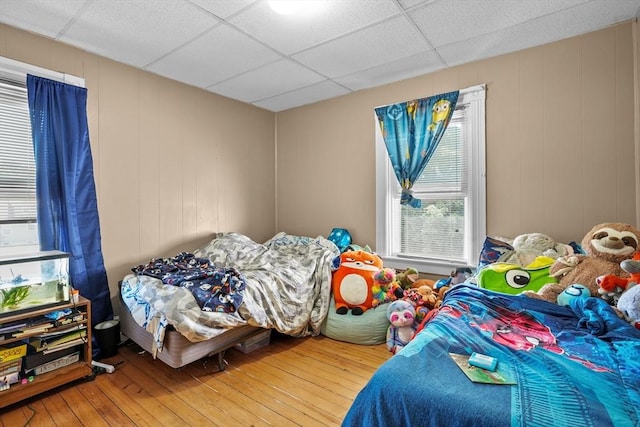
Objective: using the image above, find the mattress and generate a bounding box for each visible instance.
[119,300,260,369]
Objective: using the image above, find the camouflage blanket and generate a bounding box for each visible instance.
[120,232,339,355]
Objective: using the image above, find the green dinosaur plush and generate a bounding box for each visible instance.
[396,268,419,289]
[477,256,557,295]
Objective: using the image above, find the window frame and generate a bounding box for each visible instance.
[0,56,84,255]
[375,85,486,275]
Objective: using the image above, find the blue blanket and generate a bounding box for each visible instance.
[343,284,640,426]
[132,252,245,313]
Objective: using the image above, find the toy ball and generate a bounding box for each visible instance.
[557,284,591,306]
[328,228,352,252]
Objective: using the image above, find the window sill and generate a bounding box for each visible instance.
[380,255,472,277]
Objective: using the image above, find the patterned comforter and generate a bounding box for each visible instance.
[120,232,339,355]
[344,284,640,426]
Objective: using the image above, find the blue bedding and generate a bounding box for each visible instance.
[343,284,640,427]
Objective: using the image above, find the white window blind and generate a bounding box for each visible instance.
[398,112,467,261]
[0,78,35,223]
[0,56,83,252]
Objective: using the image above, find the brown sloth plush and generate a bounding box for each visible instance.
[523,222,640,304]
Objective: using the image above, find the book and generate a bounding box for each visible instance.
[42,338,86,354]
[55,311,85,327]
[30,328,87,352]
[449,353,516,385]
[12,323,54,338]
[0,357,22,376]
[46,309,85,327]
[24,344,80,371]
[0,320,27,334]
[0,341,27,363]
[33,351,79,375]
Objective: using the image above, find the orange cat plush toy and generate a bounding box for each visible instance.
[332,250,383,315]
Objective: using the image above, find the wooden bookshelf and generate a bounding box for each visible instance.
[0,296,92,408]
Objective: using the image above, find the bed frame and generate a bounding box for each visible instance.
[118,293,262,370]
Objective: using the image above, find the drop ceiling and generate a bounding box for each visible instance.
[1,0,639,112]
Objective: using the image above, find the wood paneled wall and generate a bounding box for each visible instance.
[276,21,639,255]
[1,20,638,285]
[0,24,276,310]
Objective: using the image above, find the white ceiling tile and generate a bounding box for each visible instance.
[2,0,639,112]
[410,0,589,48]
[147,23,282,88]
[0,0,85,38]
[398,0,433,10]
[334,51,445,91]
[293,15,432,78]
[439,0,640,67]
[253,79,350,111]
[229,0,401,55]
[58,0,219,68]
[188,0,258,19]
[208,59,325,103]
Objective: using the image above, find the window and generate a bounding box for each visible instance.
[0,77,38,255]
[375,85,486,276]
[0,57,83,256]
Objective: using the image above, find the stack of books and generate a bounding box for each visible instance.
[0,341,27,387]
[21,310,88,376]
[0,320,28,343]
[24,326,87,375]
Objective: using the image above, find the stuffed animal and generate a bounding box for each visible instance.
[557,284,591,306]
[385,300,416,354]
[371,267,396,308]
[477,256,557,295]
[503,233,572,267]
[434,285,451,308]
[332,250,384,315]
[617,284,640,329]
[524,223,640,304]
[597,252,640,305]
[450,267,472,285]
[395,268,419,290]
[404,284,437,322]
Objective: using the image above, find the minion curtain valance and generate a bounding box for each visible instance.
[375,90,459,208]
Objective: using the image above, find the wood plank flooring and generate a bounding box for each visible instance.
[0,333,390,426]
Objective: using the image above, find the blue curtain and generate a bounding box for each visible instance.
[375,90,459,208]
[27,75,113,340]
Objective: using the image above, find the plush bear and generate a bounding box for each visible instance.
[502,232,571,267]
[332,250,384,315]
[385,300,416,354]
[524,223,640,304]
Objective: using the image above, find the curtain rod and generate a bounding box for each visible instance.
[374,84,485,110]
[0,56,85,88]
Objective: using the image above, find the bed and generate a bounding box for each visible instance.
[343,283,640,426]
[119,232,339,369]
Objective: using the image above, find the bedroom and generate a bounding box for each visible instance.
[1,0,639,425]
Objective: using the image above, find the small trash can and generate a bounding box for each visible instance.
[94,319,120,358]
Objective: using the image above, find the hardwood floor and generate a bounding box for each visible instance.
[0,333,390,426]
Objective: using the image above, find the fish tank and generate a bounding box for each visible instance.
[0,250,70,317]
